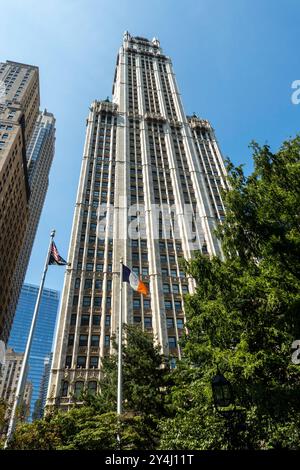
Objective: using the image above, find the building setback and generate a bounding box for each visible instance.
[8,284,59,420]
[47,33,228,410]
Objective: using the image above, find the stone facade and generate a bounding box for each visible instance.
[47,33,228,410]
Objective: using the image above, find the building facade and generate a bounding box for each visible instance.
[0,348,32,425]
[47,33,228,410]
[0,61,40,344]
[12,110,56,311]
[33,353,52,420]
[0,61,56,346]
[8,284,59,420]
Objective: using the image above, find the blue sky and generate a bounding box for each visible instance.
[0,0,299,297]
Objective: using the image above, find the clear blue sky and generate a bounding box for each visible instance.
[0,0,299,297]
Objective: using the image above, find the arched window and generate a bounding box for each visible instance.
[88,381,97,395]
[61,381,69,397]
[74,381,84,398]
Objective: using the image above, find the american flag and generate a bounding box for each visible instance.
[49,242,67,266]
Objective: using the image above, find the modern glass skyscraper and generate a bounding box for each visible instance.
[8,284,59,420]
[47,33,227,410]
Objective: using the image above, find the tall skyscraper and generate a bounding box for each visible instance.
[0,61,40,344]
[8,284,59,420]
[0,61,56,345]
[47,33,227,410]
[12,110,56,312]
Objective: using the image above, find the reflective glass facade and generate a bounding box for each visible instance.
[8,283,59,420]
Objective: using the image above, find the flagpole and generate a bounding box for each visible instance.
[4,229,56,449]
[117,257,123,416]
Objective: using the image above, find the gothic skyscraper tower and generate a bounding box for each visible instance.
[47,33,227,409]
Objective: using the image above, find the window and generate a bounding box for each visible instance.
[73,296,78,306]
[65,356,72,368]
[77,356,86,368]
[164,300,172,310]
[168,337,177,348]
[92,315,101,326]
[182,285,189,294]
[132,266,139,275]
[84,279,92,289]
[95,279,102,289]
[79,335,88,346]
[87,248,94,257]
[68,334,74,346]
[177,318,184,329]
[91,335,100,347]
[96,264,103,272]
[144,299,150,309]
[70,314,77,326]
[133,299,141,309]
[105,335,110,347]
[90,356,99,368]
[81,314,90,326]
[144,317,152,328]
[88,381,97,395]
[82,296,91,307]
[61,381,69,397]
[105,315,111,326]
[142,267,148,276]
[94,297,102,307]
[172,284,179,294]
[106,297,111,308]
[74,381,84,398]
[174,301,182,311]
[134,316,141,323]
[169,357,177,369]
[163,283,170,293]
[167,318,174,328]
[86,263,93,271]
[75,278,81,289]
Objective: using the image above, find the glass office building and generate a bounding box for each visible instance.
[8,283,59,420]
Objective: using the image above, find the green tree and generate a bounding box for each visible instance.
[86,325,167,417]
[160,137,300,450]
[8,325,167,450]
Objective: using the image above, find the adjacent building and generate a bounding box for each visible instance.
[12,110,56,313]
[0,61,56,346]
[0,348,33,425]
[0,61,40,344]
[8,284,59,420]
[47,33,228,410]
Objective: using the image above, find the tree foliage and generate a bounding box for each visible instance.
[8,325,166,450]
[160,137,300,449]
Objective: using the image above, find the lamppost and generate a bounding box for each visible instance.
[211,372,246,448]
[211,373,234,411]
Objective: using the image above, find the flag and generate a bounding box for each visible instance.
[49,242,67,266]
[122,264,148,295]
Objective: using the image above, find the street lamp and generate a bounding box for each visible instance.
[211,373,234,410]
